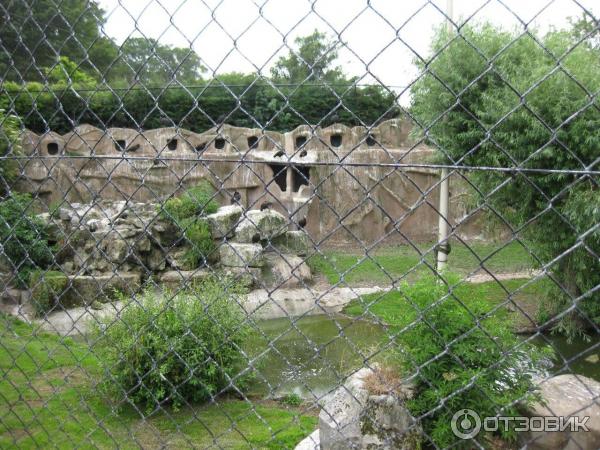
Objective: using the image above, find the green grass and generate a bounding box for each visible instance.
[308,240,535,285]
[0,315,316,449]
[343,277,550,333]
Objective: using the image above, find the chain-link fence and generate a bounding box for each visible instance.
[1,0,599,449]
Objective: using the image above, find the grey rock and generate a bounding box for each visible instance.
[319,368,417,450]
[105,238,129,263]
[65,272,141,307]
[159,269,211,290]
[527,374,600,450]
[270,230,310,256]
[262,253,311,288]
[234,209,288,243]
[219,243,265,267]
[145,248,166,271]
[207,205,243,238]
[1,288,23,306]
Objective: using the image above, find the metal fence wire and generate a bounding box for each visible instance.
[0,0,599,449]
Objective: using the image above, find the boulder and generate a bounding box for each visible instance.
[219,243,265,268]
[159,269,211,291]
[527,374,600,450]
[64,272,142,307]
[319,367,417,450]
[270,231,310,256]
[234,209,288,243]
[262,253,311,288]
[206,205,243,238]
[221,267,261,289]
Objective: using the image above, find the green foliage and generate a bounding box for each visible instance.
[44,56,97,87]
[162,183,219,222]
[1,77,397,133]
[0,109,21,195]
[0,194,53,284]
[93,279,252,411]
[392,276,547,448]
[108,37,205,86]
[280,393,303,407]
[161,184,218,267]
[271,29,344,83]
[28,270,68,316]
[410,22,600,334]
[181,219,214,268]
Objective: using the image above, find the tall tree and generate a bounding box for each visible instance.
[270,30,345,83]
[411,23,600,336]
[109,37,205,86]
[0,0,114,81]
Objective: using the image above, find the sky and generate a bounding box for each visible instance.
[97,0,597,100]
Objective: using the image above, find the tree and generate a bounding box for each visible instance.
[271,30,345,83]
[109,38,205,86]
[0,0,114,81]
[410,23,600,336]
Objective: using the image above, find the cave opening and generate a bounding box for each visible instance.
[167,138,178,150]
[247,136,259,149]
[268,163,287,192]
[215,138,226,149]
[114,140,126,151]
[292,165,311,193]
[295,136,307,149]
[330,134,342,147]
[366,134,377,147]
[195,142,206,153]
[47,142,59,155]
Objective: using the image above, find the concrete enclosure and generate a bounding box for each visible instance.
[17,119,485,245]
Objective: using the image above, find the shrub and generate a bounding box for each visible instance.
[162,183,219,223]
[181,218,214,268]
[93,278,252,411]
[0,193,54,284]
[161,183,218,268]
[28,270,68,316]
[395,276,549,448]
[0,109,22,195]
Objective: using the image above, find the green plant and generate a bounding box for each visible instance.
[161,183,218,268]
[0,109,22,195]
[280,393,303,407]
[28,269,68,315]
[162,183,219,222]
[181,218,214,268]
[0,193,54,285]
[410,22,600,335]
[392,276,549,448]
[93,278,252,411]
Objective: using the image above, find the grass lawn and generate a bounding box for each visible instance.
[343,277,550,333]
[308,240,536,286]
[0,315,317,449]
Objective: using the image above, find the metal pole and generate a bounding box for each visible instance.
[436,0,453,273]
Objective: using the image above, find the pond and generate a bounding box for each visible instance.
[246,314,600,399]
[245,314,387,399]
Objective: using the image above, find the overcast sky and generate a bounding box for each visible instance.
[97,0,597,99]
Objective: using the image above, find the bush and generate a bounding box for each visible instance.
[181,218,214,268]
[161,183,218,268]
[93,278,251,411]
[162,183,219,223]
[395,276,548,448]
[0,193,54,284]
[0,109,22,195]
[28,270,68,316]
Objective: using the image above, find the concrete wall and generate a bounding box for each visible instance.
[16,119,488,245]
